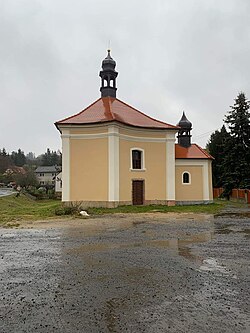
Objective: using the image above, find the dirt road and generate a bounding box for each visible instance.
[0,211,249,332]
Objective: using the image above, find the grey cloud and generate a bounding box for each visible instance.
[0,0,249,154]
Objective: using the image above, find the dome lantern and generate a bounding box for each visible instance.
[99,49,118,98]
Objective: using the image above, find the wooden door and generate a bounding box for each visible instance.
[132,180,144,205]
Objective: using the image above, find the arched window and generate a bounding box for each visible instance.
[182,172,191,184]
[103,76,108,87]
[132,150,142,169]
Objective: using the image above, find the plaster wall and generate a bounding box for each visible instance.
[119,139,166,202]
[69,138,108,201]
[175,165,203,201]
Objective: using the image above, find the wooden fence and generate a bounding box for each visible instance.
[213,187,250,204]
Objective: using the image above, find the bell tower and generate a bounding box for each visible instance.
[177,112,192,148]
[99,50,118,98]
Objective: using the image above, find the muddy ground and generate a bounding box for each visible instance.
[0,209,249,332]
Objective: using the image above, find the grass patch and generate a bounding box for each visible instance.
[0,194,245,226]
[88,200,229,215]
[0,194,62,225]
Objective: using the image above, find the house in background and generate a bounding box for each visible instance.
[35,166,61,187]
[55,51,213,207]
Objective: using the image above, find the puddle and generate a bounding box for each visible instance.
[216,228,234,234]
[67,231,213,265]
[241,228,250,239]
[64,216,248,266]
[215,212,250,219]
[215,227,250,236]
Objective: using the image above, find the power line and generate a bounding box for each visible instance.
[193,128,220,140]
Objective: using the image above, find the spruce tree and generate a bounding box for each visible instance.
[206,125,230,187]
[11,149,27,167]
[223,92,250,189]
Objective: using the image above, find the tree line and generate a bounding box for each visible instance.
[206,92,250,195]
[0,148,62,188]
[0,148,62,173]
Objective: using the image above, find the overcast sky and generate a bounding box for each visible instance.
[1,0,249,156]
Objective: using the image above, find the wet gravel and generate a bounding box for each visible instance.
[0,211,249,333]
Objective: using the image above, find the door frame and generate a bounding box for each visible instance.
[132,179,145,205]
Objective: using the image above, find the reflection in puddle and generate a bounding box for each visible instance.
[215,212,250,219]
[216,228,233,234]
[198,257,237,278]
[215,227,250,237]
[242,229,250,239]
[64,217,249,269]
[67,231,213,264]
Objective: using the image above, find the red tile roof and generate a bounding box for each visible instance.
[55,97,178,130]
[175,144,213,159]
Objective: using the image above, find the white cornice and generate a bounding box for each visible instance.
[175,160,209,166]
[61,132,178,143]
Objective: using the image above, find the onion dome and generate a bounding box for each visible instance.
[101,49,116,71]
[177,112,192,129]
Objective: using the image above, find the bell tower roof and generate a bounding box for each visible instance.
[101,49,116,70]
[99,50,118,98]
[177,111,192,129]
[177,112,192,148]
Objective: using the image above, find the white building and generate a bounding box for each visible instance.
[35,166,61,186]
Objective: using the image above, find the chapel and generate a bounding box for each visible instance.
[55,50,213,207]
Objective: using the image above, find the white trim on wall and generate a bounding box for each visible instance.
[175,160,208,166]
[202,161,210,200]
[61,130,70,201]
[166,133,176,201]
[108,125,119,202]
[61,132,171,143]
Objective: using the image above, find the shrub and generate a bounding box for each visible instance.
[55,206,78,216]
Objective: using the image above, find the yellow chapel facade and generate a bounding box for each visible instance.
[55,51,213,208]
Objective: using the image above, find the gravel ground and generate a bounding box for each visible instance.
[0,210,249,333]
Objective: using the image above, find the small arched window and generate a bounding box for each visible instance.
[103,76,108,87]
[132,150,142,169]
[182,172,191,184]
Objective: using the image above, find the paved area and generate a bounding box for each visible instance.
[0,188,15,197]
[0,211,249,332]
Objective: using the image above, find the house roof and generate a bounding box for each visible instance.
[4,166,26,175]
[175,144,213,159]
[35,166,61,173]
[55,97,178,130]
